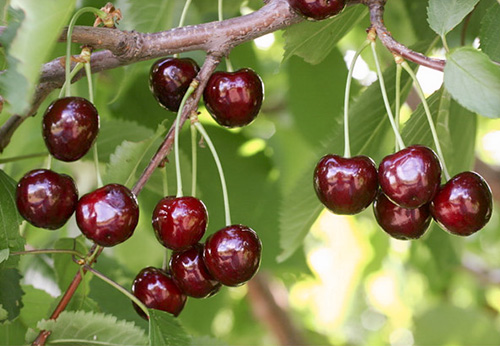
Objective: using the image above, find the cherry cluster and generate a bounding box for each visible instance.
[314,145,493,240]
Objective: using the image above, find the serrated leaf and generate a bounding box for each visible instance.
[27,310,148,346]
[148,309,189,346]
[283,5,367,64]
[0,306,7,320]
[480,3,500,62]
[18,285,54,329]
[0,0,75,114]
[0,268,23,322]
[427,0,480,37]
[444,47,500,118]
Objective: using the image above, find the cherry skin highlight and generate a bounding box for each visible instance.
[203,224,262,287]
[378,145,442,209]
[132,267,187,319]
[288,0,346,21]
[152,196,208,251]
[42,97,99,162]
[430,171,492,236]
[16,169,78,230]
[170,243,221,298]
[203,68,264,128]
[373,192,431,240]
[313,154,378,215]
[76,184,139,247]
[149,57,200,112]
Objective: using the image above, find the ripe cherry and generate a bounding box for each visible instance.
[132,267,187,319]
[42,97,99,162]
[288,0,346,21]
[378,145,441,209]
[16,169,78,230]
[203,224,262,287]
[203,68,264,128]
[152,196,208,251]
[313,154,378,215]
[76,184,139,247]
[149,57,200,112]
[373,192,431,240]
[430,171,492,236]
[170,243,221,298]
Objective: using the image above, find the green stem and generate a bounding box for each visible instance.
[178,0,192,28]
[441,35,450,53]
[218,0,224,22]
[175,86,196,198]
[370,42,405,150]
[394,63,402,152]
[401,61,451,180]
[161,165,169,197]
[45,154,52,170]
[59,62,84,99]
[0,152,48,164]
[191,123,198,197]
[343,40,370,158]
[193,121,232,226]
[11,249,85,258]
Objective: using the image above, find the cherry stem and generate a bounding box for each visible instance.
[193,121,232,226]
[161,166,169,196]
[191,123,198,197]
[394,62,402,152]
[217,0,233,72]
[175,85,196,198]
[45,154,52,170]
[343,40,370,158]
[0,152,47,164]
[11,249,85,258]
[178,0,192,28]
[58,63,84,99]
[401,61,451,181]
[82,264,150,319]
[370,41,406,150]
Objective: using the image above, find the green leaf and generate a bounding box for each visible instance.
[27,310,148,346]
[0,249,8,264]
[0,0,75,114]
[480,2,500,62]
[427,0,480,37]
[444,47,500,118]
[0,268,23,322]
[0,319,27,346]
[0,306,6,320]
[18,285,55,329]
[0,169,24,269]
[148,309,190,346]
[283,5,367,64]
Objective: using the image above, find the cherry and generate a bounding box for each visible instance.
[132,267,187,319]
[203,68,264,128]
[170,243,221,298]
[149,57,200,112]
[430,171,492,236]
[313,154,378,215]
[288,0,346,21]
[373,192,431,240]
[378,145,442,209]
[42,97,99,162]
[152,196,208,251]
[203,224,261,287]
[16,169,78,230]
[75,184,139,247]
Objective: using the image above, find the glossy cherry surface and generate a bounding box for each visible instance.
[170,243,221,298]
[42,97,99,162]
[203,224,261,287]
[16,169,78,230]
[288,0,346,21]
[313,154,378,215]
[373,192,431,240]
[430,171,492,236]
[203,68,264,128]
[152,196,208,251]
[378,145,441,209]
[132,267,187,319]
[149,57,200,112]
[76,184,139,247]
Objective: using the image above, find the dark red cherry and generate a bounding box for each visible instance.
[132,267,187,319]
[16,169,78,230]
[152,196,208,251]
[378,145,442,209]
[42,97,99,162]
[288,0,346,21]
[203,68,264,128]
[149,57,200,112]
[170,243,221,298]
[373,192,431,240]
[203,224,261,287]
[76,184,139,247]
[313,154,378,215]
[430,171,492,236]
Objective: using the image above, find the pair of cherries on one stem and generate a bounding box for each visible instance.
[314,145,493,239]
[131,196,262,318]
